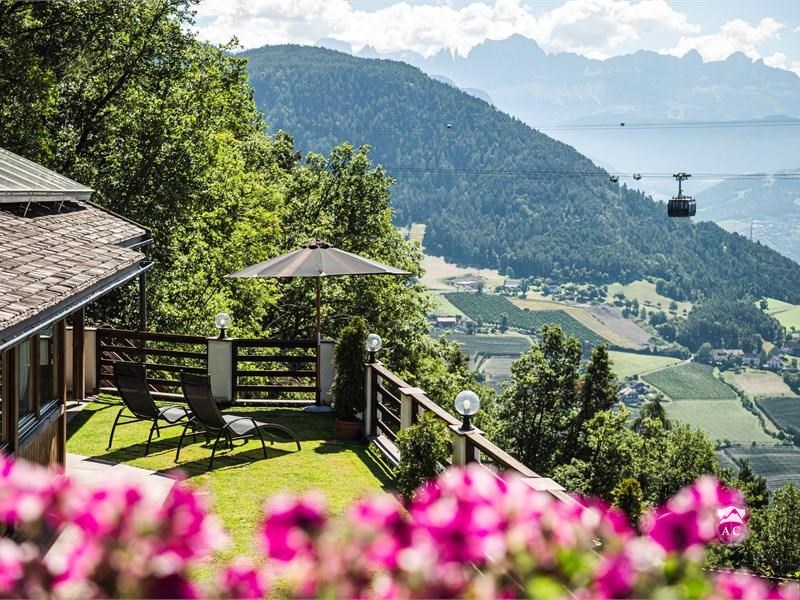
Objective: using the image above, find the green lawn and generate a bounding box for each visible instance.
[763,298,800,330]
[429,293,464,317]
[608,351,682,379]
[67,399,393,564]
[642,363,737,400]
[665,400,776,445]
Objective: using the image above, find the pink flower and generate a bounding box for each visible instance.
[595,552,635,599]
[219,561,267,599]
[261,493,327,562]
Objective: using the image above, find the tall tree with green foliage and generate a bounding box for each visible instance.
[497,326,582,473]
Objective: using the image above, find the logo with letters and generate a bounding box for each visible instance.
[716,506,748,545]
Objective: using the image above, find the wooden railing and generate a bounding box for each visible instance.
[96,328,208,399]
[365,361,574,504]
[232,339,317,403]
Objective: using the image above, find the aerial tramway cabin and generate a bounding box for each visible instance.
[0,147,151,466]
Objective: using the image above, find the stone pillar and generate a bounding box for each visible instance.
[207,338,234,403]
[319,338,336,406]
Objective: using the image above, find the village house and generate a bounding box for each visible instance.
[0,147,151,466]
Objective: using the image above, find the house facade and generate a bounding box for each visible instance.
[0,147,151,466]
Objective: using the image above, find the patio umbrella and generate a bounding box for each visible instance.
[227,240,410,407]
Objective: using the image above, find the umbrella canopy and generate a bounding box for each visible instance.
[227,240,409,278]
[227,240,410,406]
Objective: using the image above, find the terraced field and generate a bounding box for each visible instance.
[642,363,736,400]
[445,293,605,343]
[721,445,800,491]
[757,397,800,432]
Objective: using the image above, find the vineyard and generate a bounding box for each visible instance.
[642,363,737,400]
[444,293,605,343]
[438,332,532,357]
[721,445,800,491]
[756,397,800,432]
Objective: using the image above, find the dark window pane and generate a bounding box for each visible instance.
[18,340,32,420]
[38,327,56,407]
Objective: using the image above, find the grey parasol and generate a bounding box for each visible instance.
[227,240,410,406]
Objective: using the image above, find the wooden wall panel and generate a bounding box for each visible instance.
[17,408,63,467]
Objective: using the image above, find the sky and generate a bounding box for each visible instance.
[193,0,800,73]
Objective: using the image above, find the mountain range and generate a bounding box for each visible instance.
[243,44,800,303]
[314,36,800,196]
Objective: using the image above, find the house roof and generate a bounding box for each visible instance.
[0,147,93,204]
[0,148,152,350]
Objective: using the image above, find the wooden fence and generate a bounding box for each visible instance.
[96,328,208,399]
[96,328,318,404]
[232,339,317,403]
[365,361,574,504]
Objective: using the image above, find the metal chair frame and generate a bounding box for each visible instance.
[107,363,192,455]
[176,372,301,470]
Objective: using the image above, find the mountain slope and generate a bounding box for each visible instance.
[696,172,800,263]
[244,45,800,303]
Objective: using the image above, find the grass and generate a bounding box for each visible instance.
[763,298,800,331]
[665,400,776,445]
[606,280,692,316]
[435,332,532,357]
[397,222,426,245]
[607,351,682,379]
[419,255,506,292]
[67,398,393,565]
[512,298,639,349]
[444,292,606,343]
[757,397,800,432]
[642,363,737,400]
[721,445,800,491]
[429,293,464,317]
[721,369,797,398]
[480,356,515,388]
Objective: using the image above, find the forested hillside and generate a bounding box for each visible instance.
[245,45,800,303]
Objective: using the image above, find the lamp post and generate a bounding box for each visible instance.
[366,333,382,363]
[214,312,231,339]
[454,389,480,432]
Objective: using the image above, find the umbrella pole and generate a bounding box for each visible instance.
[316,277,321,406]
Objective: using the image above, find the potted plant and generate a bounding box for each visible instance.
[332,316,368,440]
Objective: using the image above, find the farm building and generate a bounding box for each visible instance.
[435,316,459,328]
[0,147,152,466]
[710,348,744,361]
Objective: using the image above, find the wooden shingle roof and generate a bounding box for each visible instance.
[0,147,152,349]
[0,207,145,341]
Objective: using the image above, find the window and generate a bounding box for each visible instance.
[0,356,3,444]
[38,326,57,413]
[18,340,33,423]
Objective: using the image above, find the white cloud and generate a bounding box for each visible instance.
[764,51,800,76]
[665,17,784,62]
[193,0,699,59]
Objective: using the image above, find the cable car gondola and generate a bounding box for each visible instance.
[667,172,696,217]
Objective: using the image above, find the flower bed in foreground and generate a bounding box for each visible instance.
[0,455,797,599]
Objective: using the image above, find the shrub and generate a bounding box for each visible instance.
[332,316,368,422]
[395,412,451,499]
